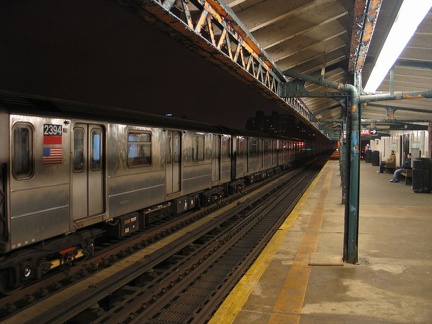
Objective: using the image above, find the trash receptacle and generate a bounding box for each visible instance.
[371,151,379,166]
[365,150,371,163]
[412,158,432,193]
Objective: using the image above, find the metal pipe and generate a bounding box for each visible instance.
[283,69,360,263]
[361,90,432,103]
[389,66,395,96]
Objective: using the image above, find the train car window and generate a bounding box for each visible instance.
[12,124,33,179]
[91,130,102,171]
[127,131,152,167]
[74,128,85,172]
[192,135,205,161]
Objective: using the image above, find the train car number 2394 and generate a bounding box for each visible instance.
[44,124,63,136]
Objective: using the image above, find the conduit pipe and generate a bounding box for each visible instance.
[283,69,360,264]
[361,90,432,103]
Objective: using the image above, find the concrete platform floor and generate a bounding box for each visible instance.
[210,159,432,324]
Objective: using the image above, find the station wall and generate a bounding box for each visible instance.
[369,129,430,167]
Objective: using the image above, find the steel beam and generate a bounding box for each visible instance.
[349,0,382,72]
[361,118,432,123]
[396,59,432,70]
[279,81,348,98]
[121,0,321,132]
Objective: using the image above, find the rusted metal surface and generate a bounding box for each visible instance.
[227,0,431,135]
[349,0,382,72]
[120,0,320,131]
[15,0,431,138]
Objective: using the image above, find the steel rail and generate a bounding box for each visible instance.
[76,159,323,323]
[2,163,306,323]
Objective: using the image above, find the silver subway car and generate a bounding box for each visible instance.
[1,116,234,252]
[0,90,322,291]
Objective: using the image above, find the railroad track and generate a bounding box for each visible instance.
[0,157,326,323]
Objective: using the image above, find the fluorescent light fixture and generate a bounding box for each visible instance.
[364,0,432,92]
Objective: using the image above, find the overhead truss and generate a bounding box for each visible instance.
[122,0,321,132]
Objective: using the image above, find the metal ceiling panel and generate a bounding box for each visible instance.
[227,0,432,138]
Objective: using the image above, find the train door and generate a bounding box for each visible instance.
[212,135,221,182]
[272,140,278,166]
[235,136,246,177]
[259,139,264,168]
[166,131,181,194]
[231,137,237,180]
[72,124,105,220]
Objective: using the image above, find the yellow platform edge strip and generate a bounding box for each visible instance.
[209,163,330,323]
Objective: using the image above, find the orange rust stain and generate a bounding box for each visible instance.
[403,94,424,99]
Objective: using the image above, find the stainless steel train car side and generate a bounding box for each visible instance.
[279,139,294,166]
[0,90,329,291]
[107,124,166,219]
[181,131,213,194]
[232,135,300,183]
[1,113,318,254]
[214,134,232,186]
[0,107,10,254]
[2,113,237,253]
[8,115,72,251]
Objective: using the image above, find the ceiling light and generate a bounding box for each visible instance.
[364,0,432,92]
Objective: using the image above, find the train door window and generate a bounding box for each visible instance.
[74,128,85,172]
[249,139,258,156]
[260,139,264,167]
[236,138,242,158]
[192,135,205,161]
[284,141,289,162]
[222,136,230,158]
[264,140,269,153]
[264,140,270,155]
[127,131,152,167]
[173,133,180,163]
[91,129,102,171]
[272,140,277,162]
[12,124,33,179]
[166,132,172,164]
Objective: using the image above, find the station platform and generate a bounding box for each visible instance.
[210,158,432,323]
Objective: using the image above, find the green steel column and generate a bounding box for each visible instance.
[281,69,360,263]
[340,125,347,205]
[343,71,361,264]
[339,100,348,205]
[344,97,360,264]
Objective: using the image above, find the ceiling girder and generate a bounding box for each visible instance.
[366,103,432,115]
[122,0,323,132]
[361,122,428,130]
[278,80,348,99]
[396,59,432,70]
[349,0,382,72]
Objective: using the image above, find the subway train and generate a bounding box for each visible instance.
[0,90,329,291]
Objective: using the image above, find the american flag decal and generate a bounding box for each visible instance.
[43,147,63,164]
